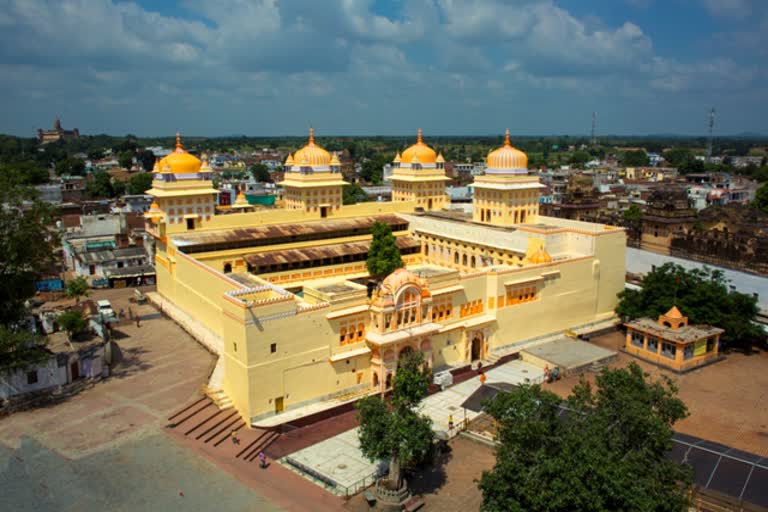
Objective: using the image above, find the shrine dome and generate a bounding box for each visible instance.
[158,133,202,174]
[292,128,331,167]
[486,129,528,174]
[400,129,437,165]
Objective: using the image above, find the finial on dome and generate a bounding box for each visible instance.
[309,127,315,145]
[504,128,511,146]
[175,131,182,150]
[417,128,423,144]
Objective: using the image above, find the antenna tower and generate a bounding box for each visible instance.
[591,112,597,146]
[707,108,715,161]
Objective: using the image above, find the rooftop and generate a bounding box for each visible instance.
[625,317,724,343]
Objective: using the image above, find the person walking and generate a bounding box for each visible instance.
[258,451,267,469]
[448,414,454,431]
[230,429,239,445]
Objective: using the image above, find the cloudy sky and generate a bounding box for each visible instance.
[1,0,766,137]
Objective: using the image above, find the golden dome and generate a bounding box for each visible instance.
[393,152,401,164]
[157,133,202,174]
[487,129,528,171]
[528,247,552,264]
[401,129,437,165]
[293,128,331,167]
[436,153,445,163]
[330,153,341,166]
[233,191,250,209]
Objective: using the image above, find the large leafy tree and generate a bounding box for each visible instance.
[622,149,650,167]
[357,351,434,489]
[479,363,691,512]
[0,180,59,326]
[0,325,48,370]
[616,263,762,350]
[753,183,768,214]
[342,183,368,205]
[65,276,90,304]
[57,309,87,341]
[622,204,643,240]
[366,221,403,280]
[250,163,272,183]
[127,172,154,195]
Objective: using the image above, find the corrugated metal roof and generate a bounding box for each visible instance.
[172,214,407,252]
[243,236,419,268]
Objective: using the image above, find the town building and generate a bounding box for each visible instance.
[640,186,697,254]
[144,131,626,425]
[37,116,80,144]
[624,306,723,372]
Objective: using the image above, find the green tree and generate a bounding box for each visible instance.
[118,151,134,169]
[0,181,59,326]
[0,325,48,370]
[357,351,434,490]
[65,276,90,304]
[250,163,272,183]
[85,170,115,198]
[622,204,643,240]
[664,148,694,168]
[57,309,87,340]
[366,221,403,279]
[753,183,768,214]
[136,149,156,172]
[342,183,368,205]
[616,263,762,351]
[55,157,85,176]
[360,154,390,184]
[128,172,154,195]
[479,363,691,512]
[568,150,591,167]
[622,150,650,167]
[0,162,49,185]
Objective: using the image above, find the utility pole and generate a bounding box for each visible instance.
[591,112,597,147]
[707,108,715,162]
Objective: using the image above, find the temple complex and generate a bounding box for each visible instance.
[144,130,626,425]
[37,116,80,144]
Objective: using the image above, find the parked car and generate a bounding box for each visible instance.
[96,300,116,320]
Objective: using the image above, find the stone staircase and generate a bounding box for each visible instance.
[483,352,502,366]
[204,386,234,411]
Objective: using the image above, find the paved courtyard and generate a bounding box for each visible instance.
[0,287,286,512]
[282,360,544,493]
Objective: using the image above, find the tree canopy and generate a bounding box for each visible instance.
[479,363,691,512]
[128,172,154,195]
[366,221,404,279]
[65,276,90,304]
[622,149,650,167]
[0,179,59,326]
[753,183,768,214]
[342,183,368,205]
[0,325,48,371]
[250,163,272,183]
[57,309,87,340]
[617,263,762,350]
[357,351,434,488]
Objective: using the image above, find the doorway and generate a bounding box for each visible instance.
[471,333,483,362]
[320,206,329,218]
[186,218,195,230]
[427,198,433,210]
[70,361,80,380]
[275,396,284,414]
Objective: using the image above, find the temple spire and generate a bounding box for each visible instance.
[417,128,423,144]
[308,127,315,145]
[175,131,183,150]
[504,128,511,146]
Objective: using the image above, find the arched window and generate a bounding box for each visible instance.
[395,285,421,329]
[223,263,232,274]
[454,252,459,265]
[339,327,347,343]
[462,254,468,266]
[470,255,476,268]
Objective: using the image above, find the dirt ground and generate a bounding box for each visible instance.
[546,331,768,457]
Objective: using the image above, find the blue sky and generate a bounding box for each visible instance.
[0,0,766,137]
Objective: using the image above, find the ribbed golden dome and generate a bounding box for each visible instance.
[401,129,437,164]
[158,133,202,174]
[528,247,552,264]
[293,128,331,166]
[487,129,527,170]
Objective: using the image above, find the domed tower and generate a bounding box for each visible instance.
[391,129,449,211]
[473,129,543,226]
[280,128,347,216]
[144,133,218,234]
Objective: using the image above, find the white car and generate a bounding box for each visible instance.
[96,300,116,320]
